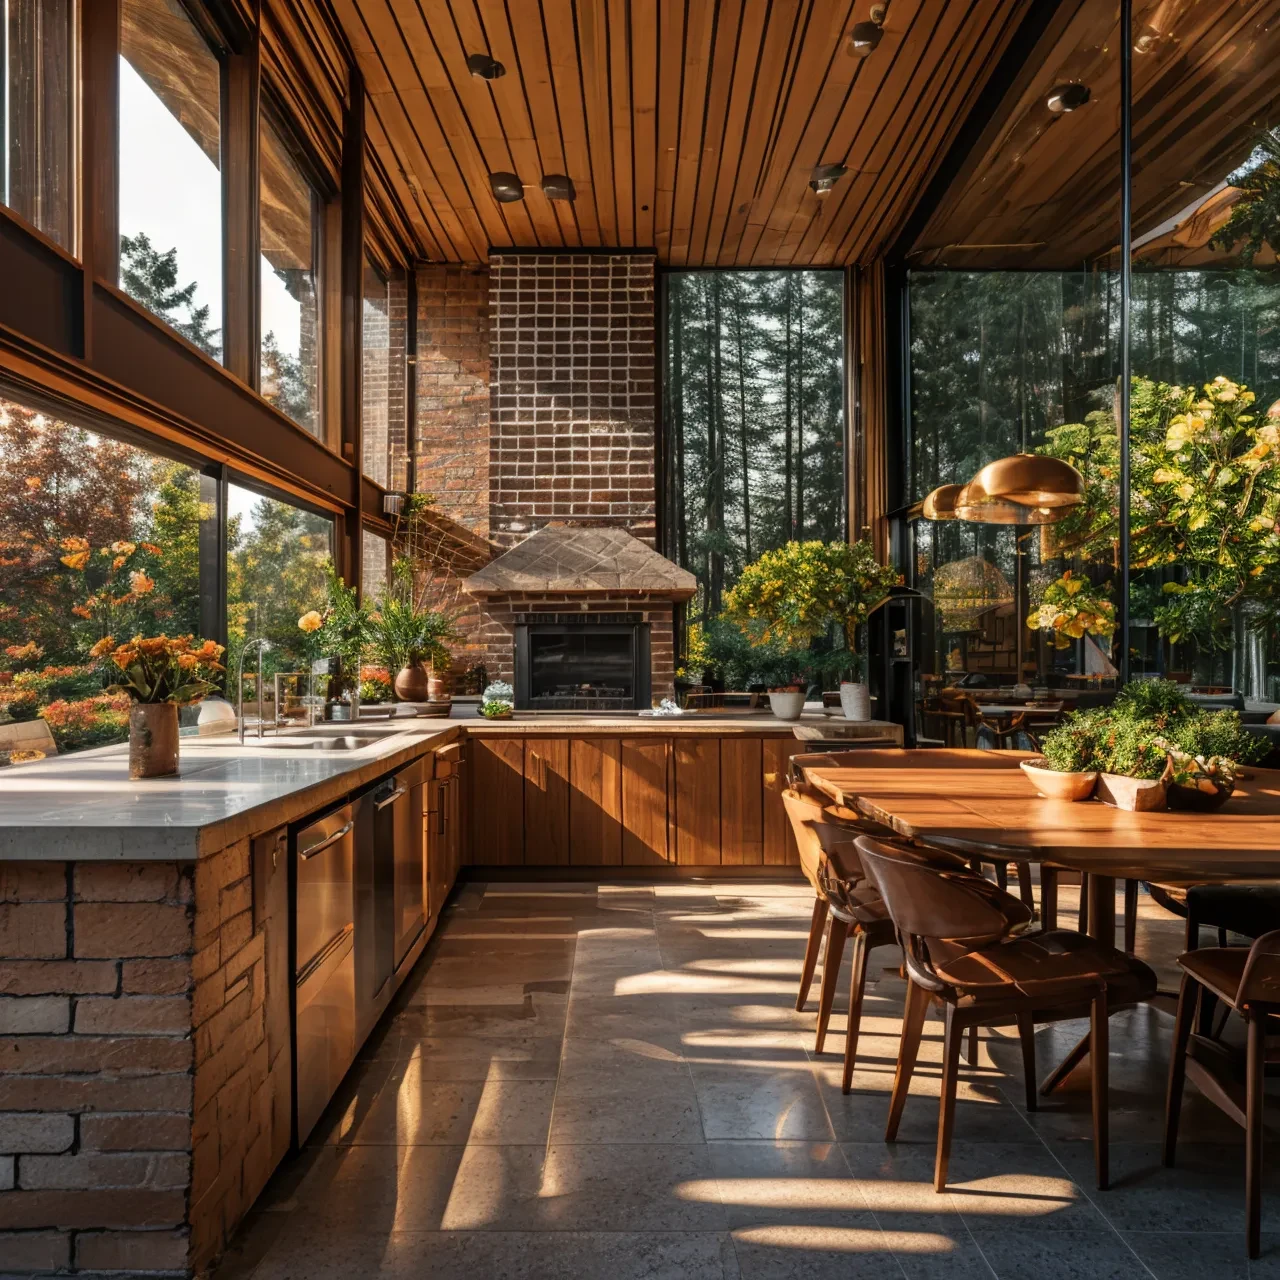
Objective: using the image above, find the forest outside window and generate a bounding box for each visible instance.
[118,0,223,360]
[259,116,321,437]
[1,0,75,249]
[0,390,202,755]
[664,270,846,620]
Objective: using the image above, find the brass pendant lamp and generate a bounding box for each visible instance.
[967,453,1084,510]
[921,484,961,520]
[953,483,1060,525]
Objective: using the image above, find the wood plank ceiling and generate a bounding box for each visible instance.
[911,0,1280,269]
[325,0,1030,266]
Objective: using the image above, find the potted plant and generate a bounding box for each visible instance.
[371,560,460,703]
[90,634,224,778]
[723,539,897,722]
[767,680,807,722]
[479,680,514,720]
[1027,570,1116,654]
[1025,711,1102,800]
[315,562,374,720]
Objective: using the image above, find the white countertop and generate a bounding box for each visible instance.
[0,722,457,862]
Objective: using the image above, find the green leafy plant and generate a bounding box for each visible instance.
[722,539,897,678]
[1039,708,1107,773]
[371,559,461,680]
[315,561,374,695]
[1210,129,1280,266]
[479,699,513,719]
[1028,570,1116,649]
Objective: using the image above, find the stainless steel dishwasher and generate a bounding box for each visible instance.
[294,804,356,1146]
[375,756,428,972]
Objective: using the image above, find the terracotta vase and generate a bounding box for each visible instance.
[427,669,449,701]
[128,703,179,780]
[393,662,430,702]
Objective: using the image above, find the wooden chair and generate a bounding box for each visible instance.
[857,834,1158,1192]
[1165,930,1280,1257]
[782,788,899,1091]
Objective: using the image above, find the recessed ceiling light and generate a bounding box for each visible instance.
[809,163,848,196]
[488,171,525,202]
[848,20,883,57]
[1046,83,1090,114]
[540,174,576,201]
[467,53,506,80]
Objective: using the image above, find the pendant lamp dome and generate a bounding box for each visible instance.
[921,484,961,520]
[967,453,1084,509]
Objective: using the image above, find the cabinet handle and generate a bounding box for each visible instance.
[299,821,354,860]
[530,751,542,789]
[374,784,408,811]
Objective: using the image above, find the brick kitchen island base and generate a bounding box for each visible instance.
[0,840,291,1275]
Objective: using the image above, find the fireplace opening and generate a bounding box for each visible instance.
[514,616,651,712]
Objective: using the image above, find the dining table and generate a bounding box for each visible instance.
[798,748,1280,947]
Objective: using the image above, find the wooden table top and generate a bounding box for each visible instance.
[800,749,1280,886]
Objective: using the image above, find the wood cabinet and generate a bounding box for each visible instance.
[721,737,764,865]
[468,737,524,865]
[569,738,622,865]
[524,737,570,864]
[762,737,800,865]
[674,738,720,864]
[621,738,672,865]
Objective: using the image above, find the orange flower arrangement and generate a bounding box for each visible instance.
[91,634,225,705]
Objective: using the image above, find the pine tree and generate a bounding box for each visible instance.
[119,233,221,360]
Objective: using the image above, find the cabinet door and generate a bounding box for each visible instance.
[524,737,570,865]
[569,738,622,865]
[762,737,800,865]
[621,738,672,865]
[721,737,764,865]
[674,738,721,865]
[469,738,525,865]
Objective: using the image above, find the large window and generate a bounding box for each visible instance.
[118,0,223,358]
[664,270,846,618]
[225,482,332,687]
[361,255,390,485]
[0,391,202,753]
[1,0,75,248]
[259,116,320,436]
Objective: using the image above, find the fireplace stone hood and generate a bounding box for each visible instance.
[464,523,697,600]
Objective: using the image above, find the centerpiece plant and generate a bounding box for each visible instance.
[370,557,461,703]
[89,633,225,778]
[722,539,897,720]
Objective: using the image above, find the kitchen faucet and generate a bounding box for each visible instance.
[237,638,273,744]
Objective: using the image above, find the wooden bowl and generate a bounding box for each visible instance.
[1167,775,1235,812]
[1020,759,1097,801]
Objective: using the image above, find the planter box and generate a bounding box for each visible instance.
[1096,772,1167,812]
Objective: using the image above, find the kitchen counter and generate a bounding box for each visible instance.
[0,721,459,860]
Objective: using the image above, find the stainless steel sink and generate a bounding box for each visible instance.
[257,735,384,751]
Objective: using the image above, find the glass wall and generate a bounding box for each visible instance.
[1,0,75,248]
[904,0,1123,698]
[118,0,223,359]
[259,116,320,436]
[0,390,202,754]
[225,481,331,688]
[664,270,846,618]
[361,255,390,485]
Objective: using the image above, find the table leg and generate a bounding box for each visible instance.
[1086,873,1116,947]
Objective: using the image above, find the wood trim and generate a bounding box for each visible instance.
[856,260,890,560]
[80,0,121,358]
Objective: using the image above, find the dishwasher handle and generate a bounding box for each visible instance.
[373,783,409,811]
[299,820,354,860]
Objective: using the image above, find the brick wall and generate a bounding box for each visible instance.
[415,264,490,538]
[488,253,657,548]
[472,592,676,700]
[0,841,290,1277]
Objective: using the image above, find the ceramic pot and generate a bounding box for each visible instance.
[768,690,806,721]
[427,668,449,700]
[1020,758,1097,801]
[1167,774,1235,812]
[1096,772,1167,812]
[393,663,430,702]
[128,703,179,780]
[839,681,871,721]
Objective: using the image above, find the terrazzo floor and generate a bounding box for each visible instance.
[214,878,1278,1280]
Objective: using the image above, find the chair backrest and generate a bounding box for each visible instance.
[782,786,867,889]
[1238,929,1280,1007]
[855,833,1032,971]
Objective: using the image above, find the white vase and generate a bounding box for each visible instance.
[768,691,805,721]
[839,681,871,721]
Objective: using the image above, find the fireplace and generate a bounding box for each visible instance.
[514,615,651,712]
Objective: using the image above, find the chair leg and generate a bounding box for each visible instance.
[796,898,829,1012]
[994,862,1009,892]
[1078,874,1090,936]
[1247,1010,1264,1259]
[1163,971,1198,1168]
[1123,880,1138,955]
[1015,862,1035,912]
[814,917,849,1054]
[1196,984,1219,1039]
[965,1025,979,1066]
[1091,988,1110,1191]
[1040,1028,1090,1096]
[935,1004,965,1192]
[1016,1012,1037,1112]
[886,976,930,1142]
[1041,866,1058,931]
[841,929,869,1094]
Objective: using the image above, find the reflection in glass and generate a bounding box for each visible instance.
[260,119,320,435]
[0,393,201,754]
[225,483,331,690]
[1128,0,1280,698]
[1,0,75,247]
[361,529,389,600]
[118,0,223,359]
[362,257,390,485]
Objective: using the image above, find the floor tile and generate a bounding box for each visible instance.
[966,1227,1151,1279]
[707,1140,871,1229]
[692,1054,835,1142]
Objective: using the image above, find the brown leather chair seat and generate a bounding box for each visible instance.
[1178,945,1280,1007]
